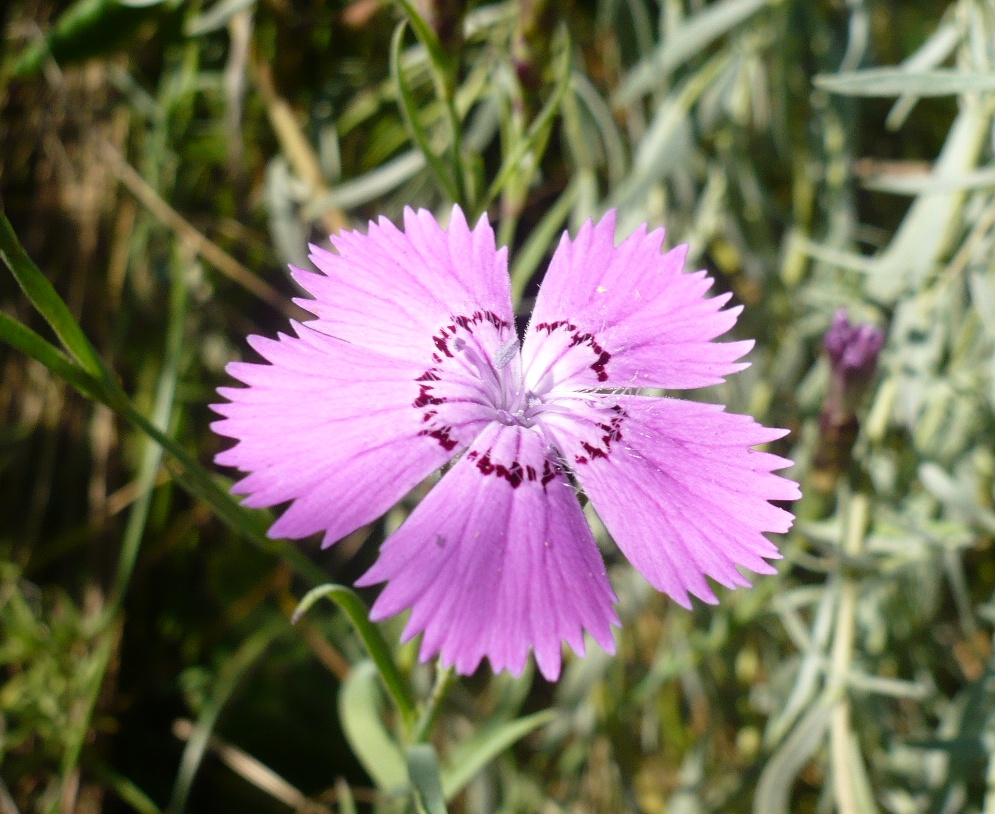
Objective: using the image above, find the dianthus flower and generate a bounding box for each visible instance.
[212,206,799,680]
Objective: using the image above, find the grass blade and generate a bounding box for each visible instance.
[394,0,469,207]
[616,0,773,104]
[441,710,555,799]
[815,68,995,97]
[481,28,572,212]
[339,661,408,793]
[510,181,579,305]
[0,311,106,403]
[167,621,285,814]
[293,584,417,727]
[406,744,448,814]
[0,210,108,379]
[391,22,461,204]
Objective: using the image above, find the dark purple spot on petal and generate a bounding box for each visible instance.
[433,335,453,358]
[413,384,445,408]
[572,409,627,466]
[477,453,495,475]
[418,425,457,451]
[535,321,611,382]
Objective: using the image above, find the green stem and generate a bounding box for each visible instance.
[413,665,456,743]
[105,250,189,621]
[826,490,871,814]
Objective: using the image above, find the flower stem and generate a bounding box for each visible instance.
[413,665,456,743]
[827,489,872,814]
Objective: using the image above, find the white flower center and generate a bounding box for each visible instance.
[412,312,625,472]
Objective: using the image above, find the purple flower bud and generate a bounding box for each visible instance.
[812,309,884,491]
[824,308,885,385]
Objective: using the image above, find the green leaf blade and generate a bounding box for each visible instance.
[293,584,417,727]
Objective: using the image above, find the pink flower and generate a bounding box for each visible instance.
[212,206,799,680]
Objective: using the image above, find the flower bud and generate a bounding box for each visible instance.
[812,309,884,492]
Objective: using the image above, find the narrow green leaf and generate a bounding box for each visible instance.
[391,22,461,203]
[334,779,358,814]
[339,661,408,793]
[412,666,455,744]
[407,744,448,814]
[571,73,627,184]
[441,710,555,799]
[293,584,417,727]
[868,102,988,302]
[107,251,189,617]
[185,0,256,36]
[88,760,164,814]
[304,150,427,219]
[815,68,995,98]
[13,0,164,75]
[120,404,328,586]
[843,729,881,814]
[510,181,579,306]
[861,164,995,195]
[0,211,108,379]
[394,0,468,207]
[0,311,107,403]
[167,622,285,814]
[616,0,774,104]
[481,28,572,211]
[611,50,731,214]
[394,0,447,72]
[754,700,832,814]
[884,20,963,129]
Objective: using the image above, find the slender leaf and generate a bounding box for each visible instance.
[481,28,572,211]
[861,164,995,195]
[885,19,963,129]
[167,621,285,814]
[816,68,995,98]
[88,760,164,814]
[0,211,108,378]
[407,744,448,814]
[394,0,468,206]
[868,102,989,302]
[293,584,417,726]
[107,251,188,615]
[510,181,579,305]
[120,404,328,585]
[754,700,833,814]
[616,0,774,104]
[338,661,408,793]
[441,710,555,799]
[0,311,107,403]
[391,22,461,203]
[304,150,427,219]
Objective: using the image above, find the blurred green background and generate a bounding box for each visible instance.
[3,0,995,812]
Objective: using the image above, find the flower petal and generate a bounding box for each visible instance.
[212,323,486,545]
[293,206,514,365]
[522,211,750,391]
[357,422,619,680]
[544,395,799,608]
